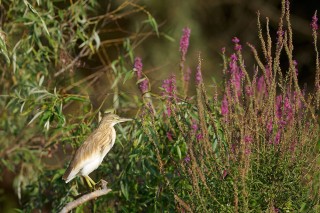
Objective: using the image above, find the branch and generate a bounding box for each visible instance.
[59,180,111,213]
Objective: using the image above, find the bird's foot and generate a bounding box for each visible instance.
[93,179,107,190]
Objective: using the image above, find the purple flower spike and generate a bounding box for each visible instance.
[196,61,203,85]
[311,11,318,31]
[191,119,198,133]
[196,134,203,140]
[139,79,149,94]
[232,37,240,43]
[134,57,143,79]
[184,67,191,82]
[184,155,191,163]
[134,57,149,93]
[244,135,253,144]
[162,75,177,100]
[232,37,242,51]
[180,27,191,60]
[293,60,298,76]
[221,95,229,116]
[267,120,273,133]
[274,131,281,145]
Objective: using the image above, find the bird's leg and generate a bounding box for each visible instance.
[83,176,94,189]
[86,175,96,187]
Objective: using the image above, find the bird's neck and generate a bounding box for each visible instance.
[98,122,115,130]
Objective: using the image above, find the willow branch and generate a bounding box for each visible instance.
[59,180,111,213]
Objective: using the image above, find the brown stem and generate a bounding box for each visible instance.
[59,180,111,213]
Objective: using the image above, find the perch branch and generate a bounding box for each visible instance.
[59,180,111,213]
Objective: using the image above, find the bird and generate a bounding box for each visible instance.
[62,113,132,188]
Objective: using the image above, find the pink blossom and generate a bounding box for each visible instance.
[245,85,253,96]
[221,95,229,116]
[134,57,149,93]
[267,120,273,133]
[284,96,293,123]
[134,57,143,79]
[232,37,242,51]
[184,155,191,163]
[162,75,177,100]
[257,76,265,94]
[196,134,203,140]
[228,54,244,97]
[293,60,298,76]
[191,119,198,133]
[244,135,253,144]
[311,11,318,31]
[184,67,191,82]
[221,47,226,54]
[276,95,283,120]
[232,37,240,43]
[180,27,191,60]
[274,131,281,145]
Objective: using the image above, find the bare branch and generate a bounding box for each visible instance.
[59,180,111,213]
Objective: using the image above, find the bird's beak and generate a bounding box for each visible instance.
[118,117,133,123]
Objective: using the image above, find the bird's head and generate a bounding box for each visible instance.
[101,113,132,126]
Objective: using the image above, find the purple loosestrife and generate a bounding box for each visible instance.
[179,27,191,96]
[311,11,318,31]
[221,95,229,117]
[228,53,244,98]
[257,76,265,94]
[180,27,191,61]
[221,47,226,54]
[167,131,173,141]
[267,120,273,134]
[134,57,143,79]
[274,130,281,145]
[162,75,177,116]
[190,119,203,140]
[196,55,203,85]
[277,30,284,40]
[184,67,191,83]
[183,67,192,95]
[293,60,298,76]
[276,95,283,120]
[134,57,149,94]
[162,75,177,101]
[232,37,242,51]
[191,119,198,133]
[244,136,253,144]
[284,96,293,123]
[184,155,191,163]
[244,135,252,155]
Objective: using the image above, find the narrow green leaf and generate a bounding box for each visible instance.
[28,110,44,125]
[148,14,159,36]
[23,0,50,36]
[123,70,134,84]
[0,32,10,64]
[93,31,100,50]
[176,145,182,159]
[120,181,129,200]
[39,75,44,86]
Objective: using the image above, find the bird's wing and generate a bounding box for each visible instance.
[62,127,113,182]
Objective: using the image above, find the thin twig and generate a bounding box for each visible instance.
[59,180,111,213]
